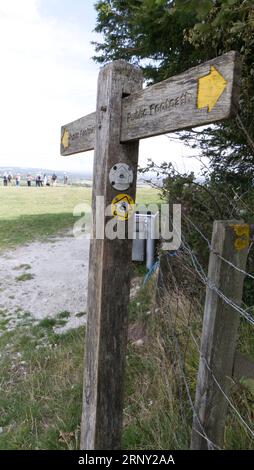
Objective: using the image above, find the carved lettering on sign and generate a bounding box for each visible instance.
[70,127,94,142]
[127,91,193,123]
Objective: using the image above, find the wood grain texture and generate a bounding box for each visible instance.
[60,51,241,155]
[191,220,248,450]
[80,60,143,450]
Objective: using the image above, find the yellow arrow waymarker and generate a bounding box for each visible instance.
[111,194,135,221]
[197,65,228,113]
[61,128,70,150]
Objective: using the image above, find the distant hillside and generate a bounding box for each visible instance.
[0,166,92,183]
[0,167,165,190]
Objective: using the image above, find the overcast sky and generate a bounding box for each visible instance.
[0,0,202,175]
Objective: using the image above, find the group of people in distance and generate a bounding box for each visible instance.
[2,172,68,187]
[33,173,58,187]
[3,173,20,187]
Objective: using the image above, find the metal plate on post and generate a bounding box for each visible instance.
[109,163,134,191]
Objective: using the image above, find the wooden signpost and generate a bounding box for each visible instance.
[60,51,241,450]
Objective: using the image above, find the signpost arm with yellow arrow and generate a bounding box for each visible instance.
[61,51,241,156]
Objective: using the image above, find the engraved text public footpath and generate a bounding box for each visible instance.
[70,126,94,142]
[127,91,193,123]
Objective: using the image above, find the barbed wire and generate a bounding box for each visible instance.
[183,213,254,281]
[157,250,254,445]
[148,199,254,448]
[155,267,220,450]
[173,335,220,450]
[189,329,254,440]
[167,218,254,327]
[183,238,254,327]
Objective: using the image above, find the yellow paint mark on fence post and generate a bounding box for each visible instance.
[230,224,250,251]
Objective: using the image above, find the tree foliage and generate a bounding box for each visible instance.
[93,0,201,82]
[176,0,254,181]
[93,1,254,305]
[140,158,254,305]
[93,0,254,180]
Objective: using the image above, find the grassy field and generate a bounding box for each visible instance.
[0,185,160,251]
[0,183,165,450]
[1,283,252,450]
[0,278,193,451]
[1,185,252,450]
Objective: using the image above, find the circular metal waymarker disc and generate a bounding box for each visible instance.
[109,163,134,191]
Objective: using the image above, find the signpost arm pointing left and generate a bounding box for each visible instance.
[80,61,143,450]
[61,112,96,155]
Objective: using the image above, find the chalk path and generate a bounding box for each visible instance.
[0,233,90,332]
[0,231,142,335]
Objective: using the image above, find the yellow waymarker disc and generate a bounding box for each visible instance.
[111,194,135,221]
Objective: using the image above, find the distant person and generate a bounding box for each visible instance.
[27,174,32,187]
[43,174,48,186]
[7,173,12,186]
[64,174,68,185]
[3,172,8,187]
[15,174,21,187]
[36,174,42,187]
[52,173,57,186]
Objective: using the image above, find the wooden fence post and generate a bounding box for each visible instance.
[191,220,249,450]
[80,61,143,450]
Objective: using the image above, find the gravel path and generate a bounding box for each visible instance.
[0,233,90,329]
[0,233,142,335]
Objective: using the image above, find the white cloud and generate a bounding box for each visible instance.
[0,0,202,176]
[0,0,98,172]
[139,135,202,175]
[0,0,39,21]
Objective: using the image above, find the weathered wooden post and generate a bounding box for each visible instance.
[80,61,143,450]
[60,51,241,450]
[191,220,249,450]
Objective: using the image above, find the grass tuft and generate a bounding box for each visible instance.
[13,264,31,271]
[38,318,57,328]
[75,312,86,318]
[57,311,71,320]
[15,273,34,282]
